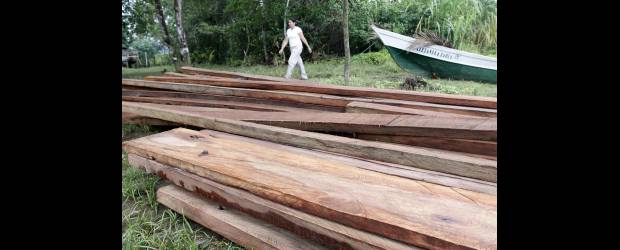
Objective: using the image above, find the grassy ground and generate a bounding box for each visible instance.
[121,53,497,249]
[194,49,496,97]
[123,49,496,97]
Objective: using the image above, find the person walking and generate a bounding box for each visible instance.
[279,18,312,80]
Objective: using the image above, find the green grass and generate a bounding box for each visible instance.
[122,50,496,97]
[122,125,243,250]
[192,49,496,97]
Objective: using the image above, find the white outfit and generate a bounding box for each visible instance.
[285,26,307,79]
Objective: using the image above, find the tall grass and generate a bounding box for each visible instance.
[413,0,497,54]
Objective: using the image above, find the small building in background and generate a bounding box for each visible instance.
[122,47,139,68]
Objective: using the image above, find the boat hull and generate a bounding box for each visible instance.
[385,46,497,83]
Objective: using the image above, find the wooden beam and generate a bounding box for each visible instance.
[174,68,495,115]
[372,98,497,118]
[121,85,166,91]
[163,71,238,80]
[122,79,350,107]
[180,66,296,82]
[143,75,497,109]
[356,134,497,157]
[122,79,494,116]
[121,96,326,113]
[122,89,343,112]
[130,154,421,250]
[157,184,327,250]
[196,129,497,194]
[124,128,497,249]
[346,101,477,118]
[122,102,496,141]
[122,101,496,182]
[163,72,193,77]
[122,112,182,126]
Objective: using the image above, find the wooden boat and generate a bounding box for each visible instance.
[371,25,497,83]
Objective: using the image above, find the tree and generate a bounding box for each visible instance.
[343,0,351,84]
[129,36,167,66]
[122,0,134,47]
[281,0,290,63]
[174,0,191,65]
[259,0,268,63]
[153,0,180,68]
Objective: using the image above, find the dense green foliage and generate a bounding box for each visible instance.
[122,0,496,65]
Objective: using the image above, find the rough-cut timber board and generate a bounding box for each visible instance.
[123,102,496,141]
[122,101,497,182]
[357,134,497,157]
[180,66,298,82]
[122,89,343,112]
[361,99,497,118]
[121,95,326,113]
[144,75,497,109]
[238,115,496,141]
[163,72,193,77]
[346,101,477,118]
[163,71,235,80]
[157,184,326,250]
[179,68,494,115]
[123,79,350,107]
[130,154,421,250]
[196,129,497,194]
[121,85,167,91]
[122,112,182,126]
[122,79,494,116]
[124,128,497,249]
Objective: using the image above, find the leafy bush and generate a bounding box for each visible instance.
[352,50,391,65]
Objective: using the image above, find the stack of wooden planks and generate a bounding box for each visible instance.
[122,66,497,249]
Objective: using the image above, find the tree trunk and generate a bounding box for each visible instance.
[260,0,268,63]
[343,0,351,84]
[154,0,180,68]
[282,0,290,63]
[283,0,290,38]
[174,0,191,65]
[245,25,251,65]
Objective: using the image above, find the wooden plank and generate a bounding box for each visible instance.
[158,129,497,203]
[122,102,496,141]
[372,99,497,118]
[122,112,182,126]
[357,134,497,157]
[163,72,193,77]
[157,184,326,250]
[122,101,497,182]
[121,95,326,113]
[346,101,477,118]
[122,89,343,112]
[195,130,497,195]
[178,68,494,117]
[122,79,493,116]
[144,75,497,109]
[130,154,422,250]
[124,128,497,249]
[163,71,237,80]
[121,85,166,91]
[123,79,351,107]
[180,66,295,82]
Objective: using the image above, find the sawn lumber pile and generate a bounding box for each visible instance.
[122,66,497,249]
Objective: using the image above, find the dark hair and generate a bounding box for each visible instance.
[289,17,299,25]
